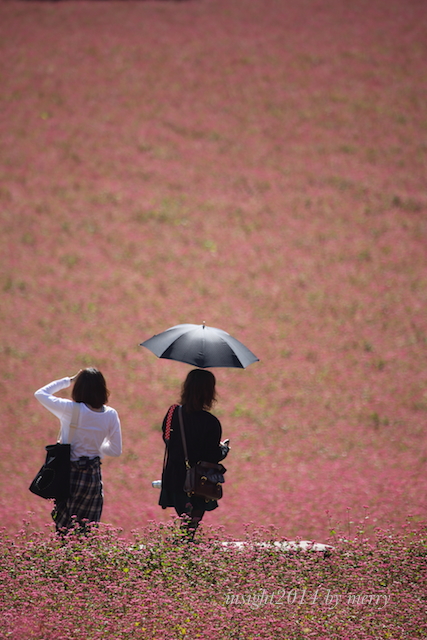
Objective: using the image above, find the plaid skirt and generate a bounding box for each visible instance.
[52,457,103,532]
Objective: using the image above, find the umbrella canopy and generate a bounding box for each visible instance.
[140,323,259,369]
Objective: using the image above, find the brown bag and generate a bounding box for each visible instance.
[178,406,226,501]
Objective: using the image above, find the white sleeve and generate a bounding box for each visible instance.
[34,377,72,421]
[100,411,122,458]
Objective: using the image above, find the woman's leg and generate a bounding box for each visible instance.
[175,502,205,540]
[51,498,69,533]
[186,508,204,537]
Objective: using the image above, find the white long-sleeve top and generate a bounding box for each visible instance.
[34,377,122,461]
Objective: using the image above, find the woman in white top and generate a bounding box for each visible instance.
[34,368,122,533]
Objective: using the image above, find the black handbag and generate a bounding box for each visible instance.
[29,403,80,500]
[178,405,226,502]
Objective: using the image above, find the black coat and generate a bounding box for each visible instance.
[159,404,225,514]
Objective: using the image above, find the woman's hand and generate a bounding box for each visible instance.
[220,439,230,459]
[69,370,82,382]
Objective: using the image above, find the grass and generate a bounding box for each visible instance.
[1,519,426,639]
[0,0,426,635]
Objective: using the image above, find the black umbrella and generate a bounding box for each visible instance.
[140,323,259,369]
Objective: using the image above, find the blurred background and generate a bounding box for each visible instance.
[1,0,426,539]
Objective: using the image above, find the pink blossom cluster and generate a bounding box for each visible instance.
[0,0,426,547]
[1,520,426,639]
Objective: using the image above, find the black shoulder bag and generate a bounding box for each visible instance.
[29,402,80,500]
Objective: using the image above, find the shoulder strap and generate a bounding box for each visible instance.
[164,404,179,442]
[63,402,80,444]
[162,404,179,473]
[178,405,190,469]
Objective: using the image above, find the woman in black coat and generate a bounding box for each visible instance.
[159,369,229,537]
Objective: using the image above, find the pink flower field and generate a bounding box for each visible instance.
[1,520,426,639]
[1,0,427,636]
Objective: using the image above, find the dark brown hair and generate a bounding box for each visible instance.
[180,369,216,412]
[72,367,109,409]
